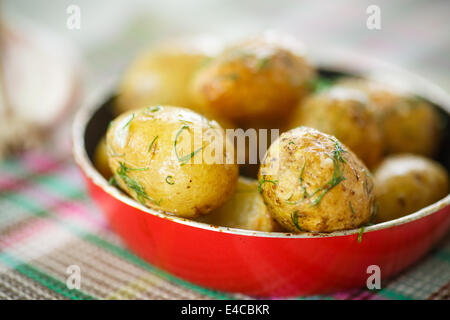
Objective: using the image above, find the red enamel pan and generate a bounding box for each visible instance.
[73,51,450,297]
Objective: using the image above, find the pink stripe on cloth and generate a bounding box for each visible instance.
[19,152,63,174]
[5,179,107,234]
[0,171,23,191]
[0,218,50,250]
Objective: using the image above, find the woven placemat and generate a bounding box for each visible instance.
[0,152,449,300]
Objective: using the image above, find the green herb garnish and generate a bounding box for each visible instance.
[357,226,365,243]
[308,139,346,207]
[258,178,278,194]
[310,77,336,93]
[291,211,302,231]
[145,105,162,113]
[174,125,203,165]
[256,57,270,71]
[165,175,174,185]
[221,73,240,81]
[116,162,161,205]
[349,201,356,215]
[148,135,159,153]
[123,113,135,129]
[108,177,118,186]
[285,161,309,205]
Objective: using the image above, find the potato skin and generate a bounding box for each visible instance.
[259,127,376,233]
[191,33,315,126]
[196,177,282,232]
[288,86,383,169]
[374,154,449,223]
[106,106,238,218]
[116,36,221,115]
[338,78,442,156]
[94,136,112,179]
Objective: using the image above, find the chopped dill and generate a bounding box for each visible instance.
[308,139,346,207]
[116,162,161,205]
[174,125,203,165]
[123,113,135,129]
[285,161,308,205]
[256,57,270,71]
[310,77,336,93]
[357,226,365,243]
[349,201,356,215]
[258,178,278,194]
[148,135,159,153]
[108,176,118,186]
[165,175,175,185]
[291,211,302,231]
[221,73,240,81]
[145,105,162,114]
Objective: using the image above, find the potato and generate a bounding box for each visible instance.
[94,136,112,179]
[258,127,376,233]
[190,33,315,126]
[106,105,239,218]
[374,154,449,223]
[196,177,282,232]
[116,36,222,115]
[288,86,383,169]
[338,78,442,156]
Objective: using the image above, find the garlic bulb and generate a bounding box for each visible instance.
[0,19,80,158]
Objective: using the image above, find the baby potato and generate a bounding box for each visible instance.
[106,105,239,218]
[338,78,442,156]
[196,177,282,232]
[374,154,449,223]
[116,36,222,115]
[191,33,315,126]
[94,136,112,179]
[259,127,376,233]
[288,86,383,169]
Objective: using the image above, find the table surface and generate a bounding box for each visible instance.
[1,0,449,300]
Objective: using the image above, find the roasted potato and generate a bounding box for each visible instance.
[106,105,239,218]
[338,78,442,156]
[288,86,383,169]
[258,127,376,233]
[197,177,282,232]
[94,136,112,179]
[374,154,449,223]
[116,36,222,115]
[191,33,315,126]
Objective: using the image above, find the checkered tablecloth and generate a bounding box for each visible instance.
[2,0,450,300]
[0,152,449,300]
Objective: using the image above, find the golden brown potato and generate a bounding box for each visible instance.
[116,36,222,115]
[258,127,376,233]
[94,136,112,179]
[338,78,442,156]
[196,177,282,232]
[106,105,239,218]
[191,33,315,126]
[288,86,383,169]
[374,154,449,223]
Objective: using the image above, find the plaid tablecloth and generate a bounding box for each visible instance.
[0,152,449,300]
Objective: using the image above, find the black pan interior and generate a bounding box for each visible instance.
[84,69,450,173]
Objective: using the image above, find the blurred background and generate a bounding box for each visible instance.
[0,0,450,154]
[0,0,450,159]
[0,0,449,300]
[3,0,450,91]
[1,0,450,158]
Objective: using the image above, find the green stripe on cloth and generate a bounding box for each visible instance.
[0,159,85,200]
[1,191,234,299]
[0,252,95,300]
